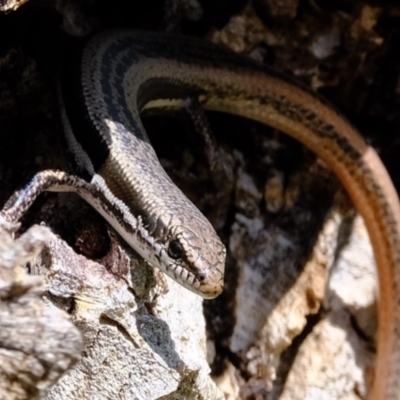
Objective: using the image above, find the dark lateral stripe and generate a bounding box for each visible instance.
[59,40,109,173]
[99,38,148,141]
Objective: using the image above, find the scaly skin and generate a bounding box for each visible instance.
[2,31,399,398]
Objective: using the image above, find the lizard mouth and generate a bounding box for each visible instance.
[165,262,224,299]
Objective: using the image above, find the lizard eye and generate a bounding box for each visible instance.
[168,240,184,259]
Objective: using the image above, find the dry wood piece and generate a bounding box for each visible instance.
[0,222,83,400]
[36,229,223,400]
[0,0,28,12]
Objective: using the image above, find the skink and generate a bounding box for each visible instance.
[2,30,400,399]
